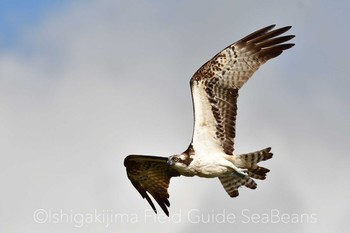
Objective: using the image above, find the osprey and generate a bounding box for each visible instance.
[124,25,294,216]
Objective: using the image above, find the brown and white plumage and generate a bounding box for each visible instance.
[124,25,294,216]
[124,155,180,216]
[190,25,294,156]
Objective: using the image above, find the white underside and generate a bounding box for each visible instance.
[180,82,242,177]
[186,154,235,178]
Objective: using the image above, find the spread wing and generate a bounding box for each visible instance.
[190,25,295,155]
[124,155,180,216]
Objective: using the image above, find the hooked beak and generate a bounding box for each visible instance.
[166,159,174,166]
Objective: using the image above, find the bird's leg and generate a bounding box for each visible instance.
[234,168,248,178]
[223,159,248,177]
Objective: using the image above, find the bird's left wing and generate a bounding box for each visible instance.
[124,155,180,216]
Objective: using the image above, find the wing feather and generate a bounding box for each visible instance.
[190,25,294,155]
[124,155,180,216]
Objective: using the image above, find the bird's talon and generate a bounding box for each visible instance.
[238,168,248,176]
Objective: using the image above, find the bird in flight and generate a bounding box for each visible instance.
[124,25,294,216]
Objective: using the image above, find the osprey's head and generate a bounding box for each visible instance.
[167,153,192,168]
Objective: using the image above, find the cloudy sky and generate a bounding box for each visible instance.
[1,1,349,232]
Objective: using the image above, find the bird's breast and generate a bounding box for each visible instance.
[183,153,233,178]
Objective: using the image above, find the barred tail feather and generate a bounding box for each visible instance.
[237,147,273,180]
[219,175,257,197]
[237,147,273,165]
[219,147,273,197]
[248,166,270,180]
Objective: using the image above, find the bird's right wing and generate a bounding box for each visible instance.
[190,25,295,155]
[124,155,180,216]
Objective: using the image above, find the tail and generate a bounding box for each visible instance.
[238,147,273,180]
[219,147,273,197]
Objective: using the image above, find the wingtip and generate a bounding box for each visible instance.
[267,24,292,31]
[267,24,276,30]
[277,25,292,33]
[282,43,296,50]
[164,209,170,217]
[143,194,158,214]
[286,35,296,40]
[156,198,171,216]
[236,24,293,46]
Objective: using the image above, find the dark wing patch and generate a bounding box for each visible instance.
[205,78,239,154]
[190,25,294,154]
[124,155,180,216]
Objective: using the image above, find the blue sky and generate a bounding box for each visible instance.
[1,1,349,233]
[0,0,68,48]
